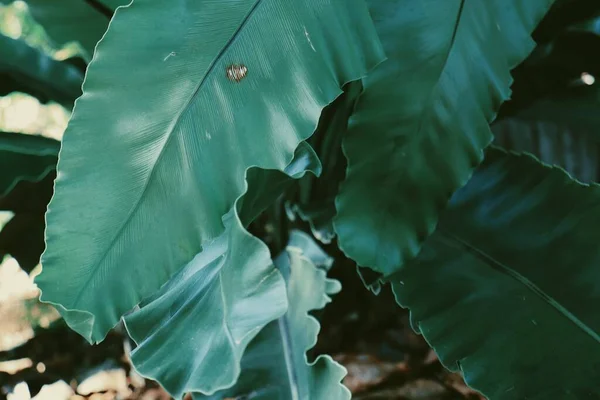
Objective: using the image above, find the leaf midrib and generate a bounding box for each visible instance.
[70,0,264,310]
[440,230,600,344]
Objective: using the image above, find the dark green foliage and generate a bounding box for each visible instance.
[3,0,600,399]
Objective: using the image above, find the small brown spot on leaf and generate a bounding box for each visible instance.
[226,64,248,82]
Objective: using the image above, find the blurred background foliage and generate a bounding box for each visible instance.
[0,1,70,140]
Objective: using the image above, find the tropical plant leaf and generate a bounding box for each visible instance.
[0,132,58,272]
[493,118,600,183]
[123,210,287,398]
[334,0,555,277]
[0,34,83,106]
[493,86,600,183]
[192,231,347,400]
[0,172,55,273]
[0,132,59,197]
[36,0,384,345]
[122,142,321,398]
[288,81,364,244]
[0,0,123,58]
[98,0,129,11]
[390,148,600,399]
[510,85,600,134]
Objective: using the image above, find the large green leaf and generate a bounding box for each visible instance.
[37,0,384,344]
[0,0,124,58]
[123,210,286,398]
[334,0,555,277]
[493,86,600,183]
[0,172,55,273]
[122,145,321,398]
[288,81,364,244]
[511,85,600,133]
[98,0,129,11]
[390,148,600,399]
[0,34,83,106]
[0,132,59,197]
[0,132,57,271]
[493,118,600,183]
[126,229,347,399]
[193,231,347,400]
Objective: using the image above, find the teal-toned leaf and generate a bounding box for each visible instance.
[0,131,57,271]
[0,132,59,197]
[494,85,600,183]
[390,148,600,399]
[238,142,321,227]
[98,0,129,11]
[493,118,600,183]
[193,231,347,400]
[289,81,364,244]
[123,210,286,398]
[37,0,384,344]
[510,85,600,134]
[0,172,54,273]
[122,144,322,398]
[0,0,120,58]
[334,0,555,277]
[0,34,83,106]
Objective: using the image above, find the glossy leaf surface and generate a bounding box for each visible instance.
[37,0,384,344]
[194,231,348,400]
[124,210,286,398]
[0,173,55,273]
[123,144,321,398]
[334,0,555,277]
[0,132,59,196]
[391,149,600,399]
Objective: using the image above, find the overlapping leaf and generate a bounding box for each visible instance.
[334,0,555,277]
[493,117,600,182]
[37,0,384,347]
[391,148,600,399]
[122,144,321,397]
[0,172,55,273]
[123,210,286,398]
[0,34,83,106]
[192,231,347,400]
[0,132,58,272]
[0,132,59,196]
[288,81,364,244]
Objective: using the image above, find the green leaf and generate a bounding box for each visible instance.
[0,132,59,197]
[509,85,600,134]
[0,0,121,58]
[193,231,347,400]
[493,85,600,184]
[289,81,364,244]
[0,34,83,106]
[122,144,322,398]
[390,148,600,399]
[493,117,600,182]
[123,210,286,398]
[0,132,58,271]
[37,0,384,344]
[334,0,555,277]
[98,0,129,11]
[0,172,55,273]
